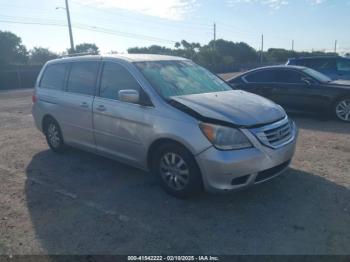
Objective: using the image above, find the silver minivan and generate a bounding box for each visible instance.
[32,54,298,197]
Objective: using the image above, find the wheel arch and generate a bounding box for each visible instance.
[147,138,195,171]
[41,114,58,133]
[332,95,350,121]
[332,95,350,112]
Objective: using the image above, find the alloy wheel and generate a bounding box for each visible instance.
[336,99,350,122]
[159,152,190,191]
[47,123,61,148]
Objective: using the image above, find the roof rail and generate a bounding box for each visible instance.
[60,52,98,58]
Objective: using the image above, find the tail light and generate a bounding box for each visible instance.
[32,93,37,103]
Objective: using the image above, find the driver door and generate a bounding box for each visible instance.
[93,61,153,167]
[268,69,328,113]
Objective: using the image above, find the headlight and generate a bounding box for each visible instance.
[199,123,252,150]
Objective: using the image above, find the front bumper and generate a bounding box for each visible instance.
[195,120,298,193]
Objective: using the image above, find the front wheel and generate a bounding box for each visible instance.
[152,143,203,198]
[334,97,350,122]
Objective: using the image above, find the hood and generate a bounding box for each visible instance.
[329,80,350,88]
[170,90,286,127]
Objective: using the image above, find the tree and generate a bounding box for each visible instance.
[129,38,342,73]
[69,43,100,54]
[173,40,201,59]
[128,45,173,55]
[195,47,223,72]
[264,48,295,63]
[29,47,58,64]
[0,31,28,65]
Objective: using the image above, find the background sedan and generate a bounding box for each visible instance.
[227,65,350,122]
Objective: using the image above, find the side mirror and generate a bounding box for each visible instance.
[118,89,140,104]
[301,77,312,85]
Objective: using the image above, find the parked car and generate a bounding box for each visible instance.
[32,55,298,198]
[227,65,350,122]
[287,56,350,80]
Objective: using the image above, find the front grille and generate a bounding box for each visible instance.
[250,117,294,148]
[231,174,250,186]
[255,160,291,183]
[264,121,292,147]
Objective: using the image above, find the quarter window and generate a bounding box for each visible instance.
[67,62,99,95]
[99,62,140,100]
[40,63,67,90]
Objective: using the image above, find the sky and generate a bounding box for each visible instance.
[1,0,349,54]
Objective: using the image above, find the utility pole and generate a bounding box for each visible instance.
[292,40,294,52]
[260,34,264,64]
[334,40,337,54]
[213,22,216,50]
[65,0,75,53]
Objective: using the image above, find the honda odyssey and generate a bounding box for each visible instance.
[32,54,298,197]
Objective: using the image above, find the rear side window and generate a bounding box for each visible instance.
[274,70,303,83]
[245,70,275,83]
[67,62,99,95]
[40,63,67,90]
[99,62,140,100]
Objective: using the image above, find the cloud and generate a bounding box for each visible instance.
[308,0,327,4]
[227,0,333,9]
[227,0,289,10]
[75,0,199,20]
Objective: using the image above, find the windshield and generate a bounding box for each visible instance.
[134,60,232,99]
[303,67,332,83]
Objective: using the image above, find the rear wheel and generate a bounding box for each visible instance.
[334,97,350,122]
[44,118,66,153]
[152,143,203,198]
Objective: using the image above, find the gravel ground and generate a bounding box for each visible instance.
[0,89,349,255]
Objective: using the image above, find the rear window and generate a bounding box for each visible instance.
[40,63,67,90]
[67,62,99,95]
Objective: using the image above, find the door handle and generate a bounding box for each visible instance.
[80,102,89,108]
[96,105,106,112]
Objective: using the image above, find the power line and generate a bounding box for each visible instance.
[1,14,348,53]
[70,0,212,30]
[0,18,178,44]
[216,19,293,41]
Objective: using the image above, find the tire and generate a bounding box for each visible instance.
[334,97,350,123]
[152,143,203,198]
[43,118,66,153]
